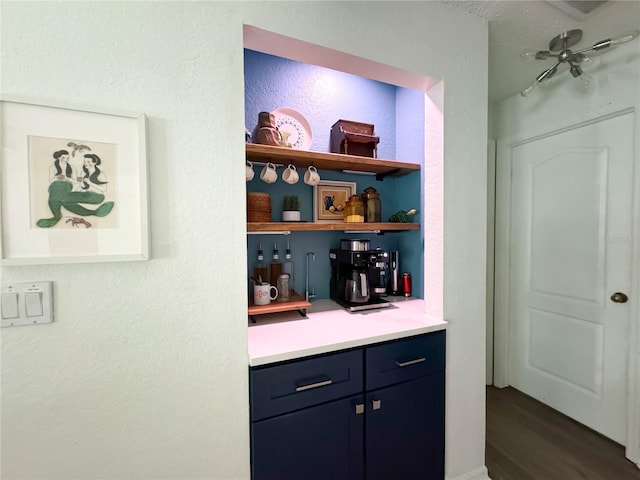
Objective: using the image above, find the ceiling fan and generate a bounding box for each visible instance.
[520,28,640,96]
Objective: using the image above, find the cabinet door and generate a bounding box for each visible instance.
[365,373,445,480]
[252,394,364,480]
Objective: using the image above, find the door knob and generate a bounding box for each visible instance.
[611,292,629,303]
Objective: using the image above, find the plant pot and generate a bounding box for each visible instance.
[282,210,301,222]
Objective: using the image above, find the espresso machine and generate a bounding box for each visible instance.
[329,240,391,312]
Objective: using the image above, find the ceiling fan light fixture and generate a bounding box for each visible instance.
[587,31,639,52]
[520,49,539,62]
[569,63,583,78]
[520,64,559,97]
[520,80,539,97]
[577,72,594,90]
[538,64,559,83]
[521,28,639,98]
[536,51,555,60]
[610,29,640,46]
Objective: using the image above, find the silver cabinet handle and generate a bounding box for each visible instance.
[355,403,365,415]
[395,357,427,367]
[295,379,333,392]
[372,399,382,410]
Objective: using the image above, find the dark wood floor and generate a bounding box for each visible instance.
[486,386,640,480]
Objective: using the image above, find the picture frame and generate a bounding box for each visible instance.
[313,180,357,222]
[0,97,149,265]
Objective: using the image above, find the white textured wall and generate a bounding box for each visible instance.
[1,2,488,479]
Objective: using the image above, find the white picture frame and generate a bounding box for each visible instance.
[0,97,149,265]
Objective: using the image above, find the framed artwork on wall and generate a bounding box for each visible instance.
[313,180,356,222]
[0,97,149,265]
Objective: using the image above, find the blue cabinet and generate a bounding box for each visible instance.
[250,330,445,480]
[252,394,365,480]
[366,373,445,480]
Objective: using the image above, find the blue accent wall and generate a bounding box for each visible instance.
[244,49,397,158]
[244,49,425,300]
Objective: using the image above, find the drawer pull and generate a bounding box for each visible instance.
[372,399,382,410]
[395,357,427,367]
[355,403,365,415]
[295,379,333,392]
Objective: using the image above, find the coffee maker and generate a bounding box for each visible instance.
[330,240,391,312]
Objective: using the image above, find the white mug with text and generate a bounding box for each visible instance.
[253,284,278,305]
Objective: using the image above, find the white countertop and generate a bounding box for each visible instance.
[248,298,447,366]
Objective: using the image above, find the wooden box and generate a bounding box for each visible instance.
[330,119,380,158]
[247,192,271,222]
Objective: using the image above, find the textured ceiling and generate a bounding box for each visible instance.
[442,0,640,103]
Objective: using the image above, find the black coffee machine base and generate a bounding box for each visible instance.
[335,297,391,312]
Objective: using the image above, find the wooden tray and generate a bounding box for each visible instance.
[248,291,311,319]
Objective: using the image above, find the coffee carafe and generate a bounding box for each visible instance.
[345,268,369,303]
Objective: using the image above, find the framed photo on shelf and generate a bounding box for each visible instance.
[313,180,356,222]
[0,97,149,265]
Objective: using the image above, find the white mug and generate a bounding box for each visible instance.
[282,164,299,184]
[254,284,278,305]
[246,161,255,182]
[304,165,320,186]
[260,162,278,184]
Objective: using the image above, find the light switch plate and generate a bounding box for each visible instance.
[1,282,53,327]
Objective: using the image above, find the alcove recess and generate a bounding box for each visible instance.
[243,24,444,316]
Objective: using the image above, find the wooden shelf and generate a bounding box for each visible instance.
[248,292,311,317]
[247,222,420,233]
[246,144,420,178]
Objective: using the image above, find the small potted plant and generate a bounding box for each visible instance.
[282,195,301,222]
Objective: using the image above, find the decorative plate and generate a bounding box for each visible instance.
[271,108,312,150]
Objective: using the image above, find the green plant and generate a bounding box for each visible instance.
[283,195,300,211]
[388,208,417,223]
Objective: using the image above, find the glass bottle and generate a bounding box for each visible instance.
[344,195,365,223]
[361,186,381,222]
[253,243,269,285]
[283,241,295,295]
[269,242,283,298]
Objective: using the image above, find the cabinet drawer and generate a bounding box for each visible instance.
[251,350,363,421]
[366,330,445,390]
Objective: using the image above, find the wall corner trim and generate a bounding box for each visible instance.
[446,465,492,480]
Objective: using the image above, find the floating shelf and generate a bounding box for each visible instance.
[247,222,420,233]
[246,144,420,178]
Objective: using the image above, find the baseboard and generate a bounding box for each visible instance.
[446,465,491,480]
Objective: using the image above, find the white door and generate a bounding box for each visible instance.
[509,112,634,444]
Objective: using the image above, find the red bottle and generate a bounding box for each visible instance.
[402,273,412,297]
